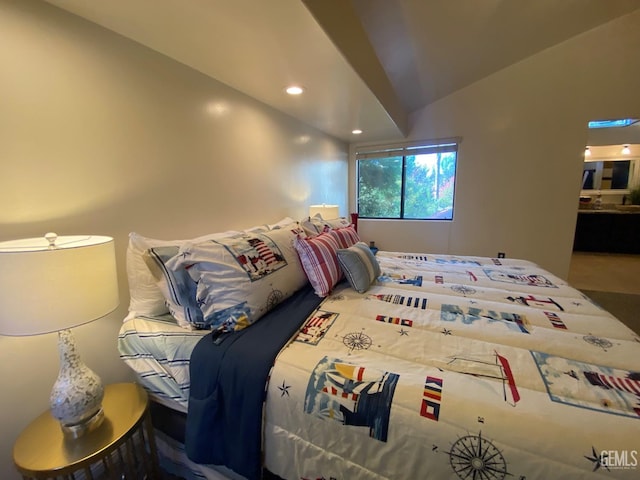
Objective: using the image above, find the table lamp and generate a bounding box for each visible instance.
[0,233,119,439]
[309,204,339,219]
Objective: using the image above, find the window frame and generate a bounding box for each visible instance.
[355,138,460,221]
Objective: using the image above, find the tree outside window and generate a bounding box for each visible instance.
[357,142,458,220]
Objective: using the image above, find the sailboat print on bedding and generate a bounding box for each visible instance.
[304,356,399,442]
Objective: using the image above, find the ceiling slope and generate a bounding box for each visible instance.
[302,0,409,137]
[42,0,405,143]
[42,0,640,143]
[350,0,640,113]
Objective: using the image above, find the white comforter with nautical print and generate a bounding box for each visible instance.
[263,252,640,480]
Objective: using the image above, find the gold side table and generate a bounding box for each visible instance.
[13,383,160,480]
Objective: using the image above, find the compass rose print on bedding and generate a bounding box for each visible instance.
[447,431,510,480]
[266,285,284,310]
[451,285,476,297]
[342,330,373,353]
[327,292,346,302]
[582,334,614,352]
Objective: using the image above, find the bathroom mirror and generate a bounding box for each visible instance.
[579,120,640,203]
[578,119,640,213]
[581,159,632,190]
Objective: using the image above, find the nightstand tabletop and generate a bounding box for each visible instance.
[13,382,149,475]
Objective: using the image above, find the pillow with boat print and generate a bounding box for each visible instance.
[167,225,308,333]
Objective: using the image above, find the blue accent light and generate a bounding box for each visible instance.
[588,118,638,129]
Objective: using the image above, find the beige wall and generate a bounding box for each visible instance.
[355,9,640,278]
[3,0,639,476]
[0,0,347,477]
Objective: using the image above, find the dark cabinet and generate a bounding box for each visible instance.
[573,211,640,253]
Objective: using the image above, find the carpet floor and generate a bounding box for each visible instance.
[580,289,640,335]
[569,252,640,335]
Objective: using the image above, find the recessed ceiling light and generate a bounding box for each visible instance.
[352,129,363,135]
[285,86,304,95]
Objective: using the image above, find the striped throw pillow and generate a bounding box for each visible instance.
[328,225,360,248]
[294,232,343,297]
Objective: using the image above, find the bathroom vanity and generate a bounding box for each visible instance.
[573,208,640,253]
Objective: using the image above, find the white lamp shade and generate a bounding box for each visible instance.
[309,204,340,219]
[0,235,119,336]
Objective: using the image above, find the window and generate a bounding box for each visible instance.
[356,140,459,220]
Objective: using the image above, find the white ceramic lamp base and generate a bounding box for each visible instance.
[50,329,104,439]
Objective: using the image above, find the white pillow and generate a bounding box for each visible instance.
[268,217,296,230]
[299,214,352,236]
[125,231,239,320]
[323,216,351,229]
[243,225,269,233]
[299,214,325,236]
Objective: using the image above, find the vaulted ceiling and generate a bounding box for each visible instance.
[44,0,640,143]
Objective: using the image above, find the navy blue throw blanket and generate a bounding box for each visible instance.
[185,284,323,480]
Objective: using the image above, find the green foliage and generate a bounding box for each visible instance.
[358,152,456,219]
[629,186,640,205]
[358,156,402,217]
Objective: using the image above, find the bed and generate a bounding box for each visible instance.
[118,221,640,480]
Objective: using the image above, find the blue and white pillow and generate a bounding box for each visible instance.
[143,246,203,329]
[336,242,381,293]
[168,224,307,332]
[128,230,240,322]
